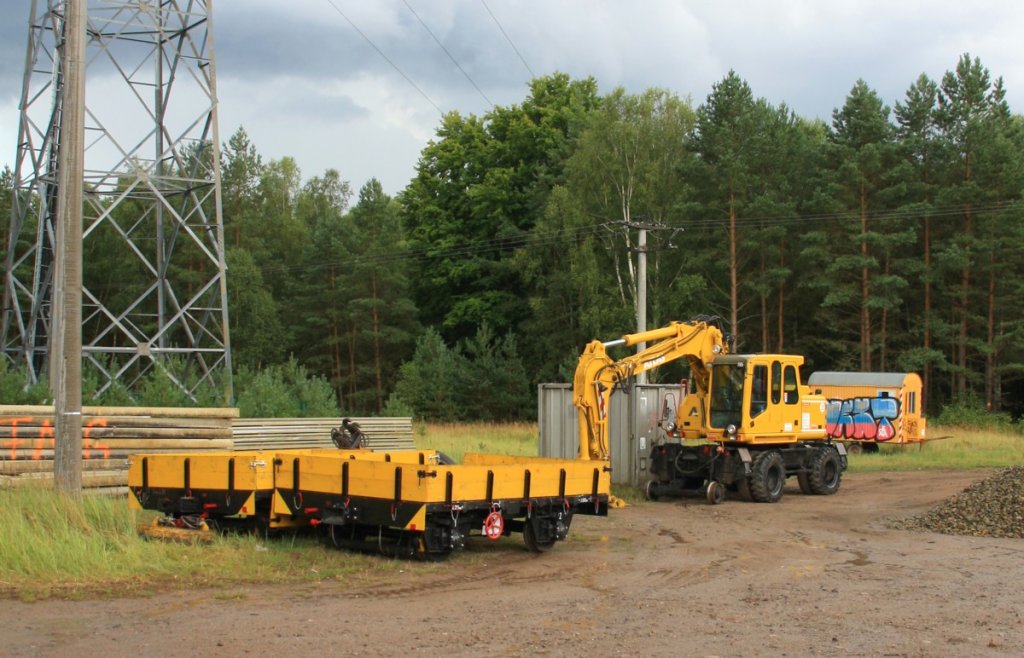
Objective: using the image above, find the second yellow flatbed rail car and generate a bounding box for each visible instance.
[128,448,610,559]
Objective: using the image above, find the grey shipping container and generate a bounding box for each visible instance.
[537,383,681,487]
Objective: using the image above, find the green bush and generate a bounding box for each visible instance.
[391,326,534,422]
[0,360,50,404]
[382,393,415,417]
[234,358,340,418]
[392,328,465,421]
[937,394,1017,431]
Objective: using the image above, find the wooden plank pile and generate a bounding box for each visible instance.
[0,406,415,491]
[231,417,415,451]
[0,405,237,491]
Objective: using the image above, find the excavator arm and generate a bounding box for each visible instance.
[573,317,729,461]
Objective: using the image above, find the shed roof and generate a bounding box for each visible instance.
[807,372,911,388]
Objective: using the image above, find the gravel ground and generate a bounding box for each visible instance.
[1,469,1023,657]
[890,466,1024,538]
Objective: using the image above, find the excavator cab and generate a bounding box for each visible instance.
[701,354,827,444]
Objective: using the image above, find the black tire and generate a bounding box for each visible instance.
[807,445,842,495]
[735,477,753,502]
[749,450,786,503]
[645,480,659,501]
[797,471,813,495]
[524,517,557,553]
[705,480,725,505]
[845,442,863,455]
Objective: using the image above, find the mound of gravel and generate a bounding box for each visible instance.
[889,466,1024,539]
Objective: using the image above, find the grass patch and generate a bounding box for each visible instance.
[6,421,1015,600]
[846,425,1024,472]
[0,486,402,600]
[415,421,538,462]
[417,421,1023,472]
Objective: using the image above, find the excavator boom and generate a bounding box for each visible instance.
[573,318,728,461]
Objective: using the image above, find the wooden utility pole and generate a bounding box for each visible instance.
[52,0,86,497]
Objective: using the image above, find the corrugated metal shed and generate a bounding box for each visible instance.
[538,383,680,487]
[808,372,910,388]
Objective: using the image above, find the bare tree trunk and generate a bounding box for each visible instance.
[760,244,768,352]
[880,255,890,370]
[956,153,974,397]
[729,190,739,345]
[986,248,996,410]
[777,248,786,352]
[347,326,357,405]
[371,273,383,413]
[923,216,932,410]
[957,205,972,396]
[332,319,343,410]
[860,185,871,370]
[330,267,344,410]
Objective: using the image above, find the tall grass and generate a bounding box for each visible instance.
[415,422,538,462]
[847,425,1024,472]
[417,422,1024,474]
[0,487,399,600]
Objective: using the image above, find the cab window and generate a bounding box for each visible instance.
[771,361,782,404]
[710,363,744,428]
[784,365,799,405]
[750,364,768,417]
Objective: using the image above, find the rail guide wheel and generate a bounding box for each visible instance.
[523,516,557,553]
[705,480,725,505]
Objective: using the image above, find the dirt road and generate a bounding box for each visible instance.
[2,470,1023,657]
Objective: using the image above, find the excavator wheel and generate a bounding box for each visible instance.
[735,477,754,502]
[749,450,786,503]
[797,472,813,495]
[806,445,842,495]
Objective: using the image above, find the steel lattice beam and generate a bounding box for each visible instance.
[2,0,232,401]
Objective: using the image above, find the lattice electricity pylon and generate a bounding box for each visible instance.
[2,0,233,401]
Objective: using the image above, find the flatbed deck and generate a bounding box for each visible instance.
[128,448,610,559]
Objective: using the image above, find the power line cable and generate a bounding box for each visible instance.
[85,198,1018,296]
[243,199,1021,280]
[481,0,535,79]
[323,0,443,115]
[402,0,494,108]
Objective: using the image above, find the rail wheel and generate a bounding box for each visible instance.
[705,480,725,505]
[328,522,367,549]
[807,445,842,495]
[524,517,557,553]
[749,450,786,503]
[418,536,453,562]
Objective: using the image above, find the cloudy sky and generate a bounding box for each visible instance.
[1,1,1023,196]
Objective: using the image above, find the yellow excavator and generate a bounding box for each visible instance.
[573,316,847,503]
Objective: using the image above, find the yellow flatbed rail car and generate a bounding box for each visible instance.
[128,449,610,559]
